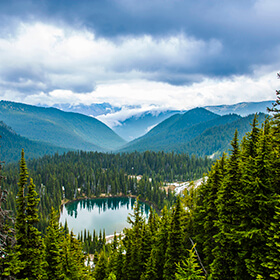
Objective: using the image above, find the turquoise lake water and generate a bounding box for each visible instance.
[59,197,150,236]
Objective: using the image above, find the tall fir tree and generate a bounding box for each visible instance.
[163,197,186,280]
[211,130,249,279]
[143,206,170,280]
[45,207,65,279]
[192,154,226,274]
[175,245,206,280]
[13,150,46,279]
[23,178,46,279]
[237,117,276,278]
[262,206,280,279]
[94,249,109,280]
[123,198,144,280]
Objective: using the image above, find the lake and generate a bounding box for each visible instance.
[59,197,150,237]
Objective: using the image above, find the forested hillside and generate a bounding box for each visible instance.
[90,92,280,279]
[0,100,126,151]
[172,113,267,157]
[120,108,266,157]
[2,150,212,233]
[0,121,69,163]
[0,90,279,279]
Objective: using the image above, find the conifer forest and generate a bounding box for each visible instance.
[0,88,280,279]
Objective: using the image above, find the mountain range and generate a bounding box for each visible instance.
[0,100,271,163]
[44,100,272,141]
[0,100,126,152]
[0,121,69,163]
[119,108,267,157]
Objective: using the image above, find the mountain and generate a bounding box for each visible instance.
[120,107,267,158]
[204,100,273,116]
[0,100,126,151]
[46,102,121,117]
[0,121,69,163]
[41,100,272,142]
[120,108,230,152]
[112,110,181,141]
[171,113,267,158]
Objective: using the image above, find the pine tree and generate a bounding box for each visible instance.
[175,245,206,280]
[192,154,225,273]
[140,208,158,275]
[94,249,108,280]
[61,231,89,279]
[23,178,46,279]
[237,118,276,278]
[15,149,28,252]
[262,206,280,279]
[123,198,144,280]
[163,197,186,280]
[143,248,158,280]
[211,130,249,279]
[3,150,46,279]
[45,207,65,279]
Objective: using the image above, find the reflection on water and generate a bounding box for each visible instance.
[59,197,150,236]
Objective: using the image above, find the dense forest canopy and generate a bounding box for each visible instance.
[2,150,212,233]
[0,83,279,279]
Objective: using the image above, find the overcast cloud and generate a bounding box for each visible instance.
[0,0,279,124]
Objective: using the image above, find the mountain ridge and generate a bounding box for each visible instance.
[0,100,126,152]
[0,121,69,163]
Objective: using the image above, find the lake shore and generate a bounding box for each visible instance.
[61,193,160,213]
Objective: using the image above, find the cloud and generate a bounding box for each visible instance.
[17,71,276,128]
[0,22,225,97]
[0,0,279,124]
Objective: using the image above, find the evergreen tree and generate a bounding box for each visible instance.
[14,149,28,252]
[175,245,205,280]
[163,197,186,280]
[94,249,108,280]
[262,206,280,279]
[238,118,276,278]
[142,248,158,280]
[123,198,145,280]
[45,207,65,279]
[192,154,226,273]
[23,178,46,279]
[211,130,249,279]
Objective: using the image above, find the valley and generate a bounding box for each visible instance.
[0,99,271,163]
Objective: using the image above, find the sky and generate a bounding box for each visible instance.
[0,0,279,125]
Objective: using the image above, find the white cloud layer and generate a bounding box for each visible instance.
[0,21,279,127]
[0,22,223,94]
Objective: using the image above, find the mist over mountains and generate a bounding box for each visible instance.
[0,100,271,163]
[44,100,273,141]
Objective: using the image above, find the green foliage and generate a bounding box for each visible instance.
[94,249,109,280]
[175,245,205,280]
[0,100,125,152]
[11,150,46,279]
[188,87,280,280]
[121,106,267,159]
[0,121,68,164]
[3,150,211,234]
[163,197,186,280]
[45,207,65,279]
[1,80,280,279]
[0,148,16,278]
[60,231,90,279]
